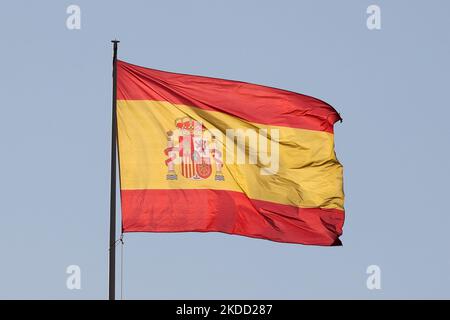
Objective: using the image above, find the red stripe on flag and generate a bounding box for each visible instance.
[117,60,341,133]
[120,189,344,246]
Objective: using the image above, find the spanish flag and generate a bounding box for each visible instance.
[117,60,344,245]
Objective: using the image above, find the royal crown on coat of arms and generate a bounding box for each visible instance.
[164,117,224,181]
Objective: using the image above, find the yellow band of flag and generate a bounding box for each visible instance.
[117,100,344,210]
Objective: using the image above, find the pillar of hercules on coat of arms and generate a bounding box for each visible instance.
[164,117,224,181]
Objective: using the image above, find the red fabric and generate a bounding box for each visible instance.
[117,60,341,133]
[121,189,344,246]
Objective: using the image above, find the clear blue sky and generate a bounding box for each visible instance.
[0,0,449,299]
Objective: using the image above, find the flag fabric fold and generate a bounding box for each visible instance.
[117,60,345,245]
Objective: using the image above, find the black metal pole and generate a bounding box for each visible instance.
[109,39,119,301]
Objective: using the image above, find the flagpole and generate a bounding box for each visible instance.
[109,39,119,301]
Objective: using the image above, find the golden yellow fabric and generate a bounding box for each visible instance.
[117,100,344,210]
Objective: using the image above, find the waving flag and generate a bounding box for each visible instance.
[116,60,344,245]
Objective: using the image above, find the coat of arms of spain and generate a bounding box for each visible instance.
[164,117,225,181]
